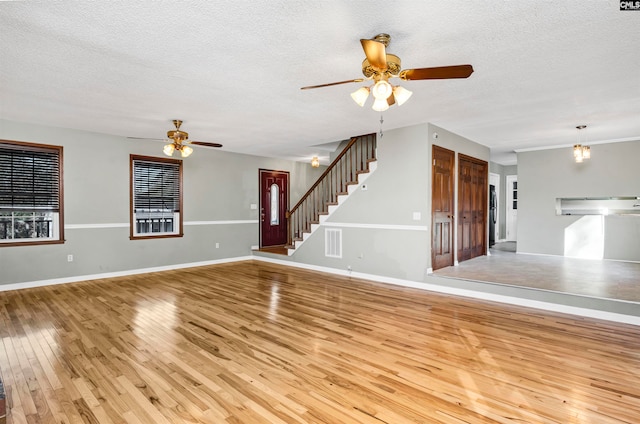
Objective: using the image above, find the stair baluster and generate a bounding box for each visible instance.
[286,133,376,249]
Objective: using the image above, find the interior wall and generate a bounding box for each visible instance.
[0,119,325,286]
[517,139,640,260]
[288,123,489,281]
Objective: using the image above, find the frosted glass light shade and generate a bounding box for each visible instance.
[350,87,370,107]
[372,80,392,100]
[372,98,389,112]
[393,85,413,106]
[311,156,320,168]
[181,145,194,158]
[163,143,176,156]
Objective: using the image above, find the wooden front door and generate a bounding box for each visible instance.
[431,145,455,270]
[259,169,289,247]
[457,154,488,262]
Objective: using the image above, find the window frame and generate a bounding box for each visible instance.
[0,139,64,247]
[129,154,184,240]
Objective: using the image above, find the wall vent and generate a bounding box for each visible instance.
[325,228,342,258]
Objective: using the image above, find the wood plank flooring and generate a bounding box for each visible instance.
[1,260,639,423]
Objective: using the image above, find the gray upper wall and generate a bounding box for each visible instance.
[0,119,325,286]
[288,123,490,280]
[1,118,491,286]
[517,140,640,260]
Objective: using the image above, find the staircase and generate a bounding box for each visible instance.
[286,133,377,254]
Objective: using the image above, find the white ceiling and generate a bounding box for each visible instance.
[1,1,639,165]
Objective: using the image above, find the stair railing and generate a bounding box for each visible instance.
[286,133,376,248]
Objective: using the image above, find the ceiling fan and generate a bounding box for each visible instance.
[301,33,474,111]
[130,120,222,158]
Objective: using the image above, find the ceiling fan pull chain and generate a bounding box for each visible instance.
[379,114,384,138]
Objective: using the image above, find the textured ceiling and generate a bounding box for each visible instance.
[1,1,639,165]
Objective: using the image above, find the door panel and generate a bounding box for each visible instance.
[432,146,455,270]
[457,155,488,262]
[260,169,289,247]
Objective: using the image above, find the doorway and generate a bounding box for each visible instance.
[431,145,455,270]
[457,154,488,263]
[489,173,500,246]
[259,169,289,248]
[506,175,518,241]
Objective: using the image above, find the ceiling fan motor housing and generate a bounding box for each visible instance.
[362,54,401,79]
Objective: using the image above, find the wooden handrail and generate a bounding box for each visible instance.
[287,133,376,247]
[289,136,355,216]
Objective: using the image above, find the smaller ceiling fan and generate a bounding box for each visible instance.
[130,120,222,158]
[301,33,474,111]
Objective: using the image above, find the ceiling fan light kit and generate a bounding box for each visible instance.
[392,85,413,106]
[302,33,473,112]
[163,143,176,156]
[350,86,370,106]
[372,80,393,100]
[149,119,222,158]
[372,97,390,112]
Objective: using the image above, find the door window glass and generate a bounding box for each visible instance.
[270,183,279,225]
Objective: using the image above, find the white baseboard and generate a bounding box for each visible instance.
[252,256,640,326]
[0,256,253,292]
[3,255,638,326]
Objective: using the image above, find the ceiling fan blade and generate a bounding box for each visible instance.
[301,78,365,90]
[127,136,164,141]
[399,65,474,81]
[360,39,387,71]
[190,141,223,148]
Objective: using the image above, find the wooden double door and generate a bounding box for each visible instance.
[431,146,488,270]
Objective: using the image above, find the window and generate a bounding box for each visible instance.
[130,155,183,239]
[0,140,64,246]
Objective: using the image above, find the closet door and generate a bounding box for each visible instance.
[457,154,488,262]
[432,145,455,270]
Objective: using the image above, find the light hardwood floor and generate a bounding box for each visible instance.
[1,261,638,423]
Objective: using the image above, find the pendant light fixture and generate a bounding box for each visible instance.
[573,125,591,163]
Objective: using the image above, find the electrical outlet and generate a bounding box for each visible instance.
[347,265,352,273]
[67,254,73,262]
[215,243,220,248]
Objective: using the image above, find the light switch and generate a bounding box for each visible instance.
[250,203,257,210]
[413,212,421,221]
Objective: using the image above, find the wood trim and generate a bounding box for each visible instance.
[129,154,184,240]
[0,139,64,248]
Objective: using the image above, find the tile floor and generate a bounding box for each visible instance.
[434,242,640,302]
